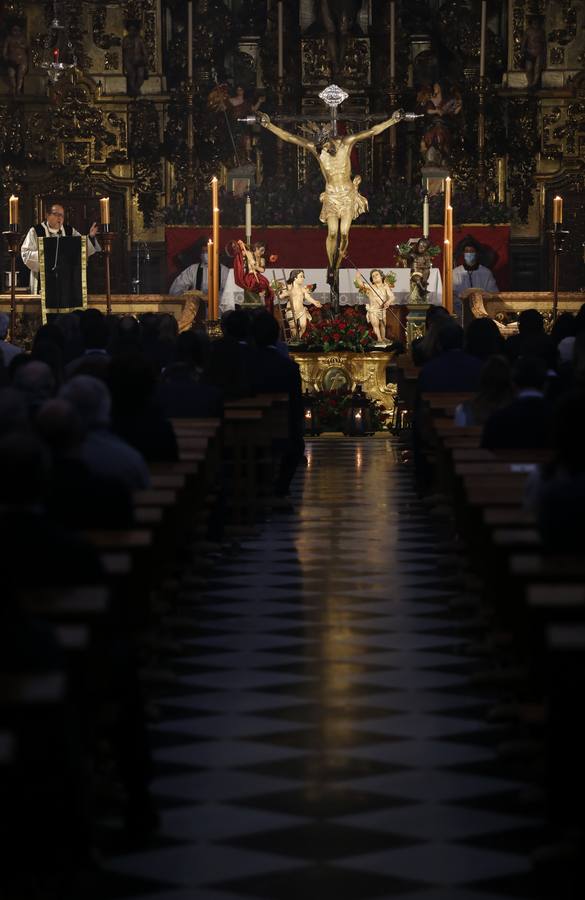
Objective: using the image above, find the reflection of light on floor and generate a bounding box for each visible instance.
[356,446,362,469]
[305,448,312,469]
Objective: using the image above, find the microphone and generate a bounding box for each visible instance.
[142,241,150,262]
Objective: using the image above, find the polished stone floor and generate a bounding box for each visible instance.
[104,438,542,899]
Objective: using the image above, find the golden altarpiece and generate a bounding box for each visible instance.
[1,0,585,344]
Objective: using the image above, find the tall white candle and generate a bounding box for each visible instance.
[277,2,284,79]
[390,2,396,81]
[479,0,487,78]
[423,194,429,238]
[187,1,193,78]
[245,195,252,241]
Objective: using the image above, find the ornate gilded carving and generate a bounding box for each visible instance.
[541,100,585,160]
[507,96,538,222]
[104,52,120,71]
[129,99,162,227]
[290,351,396,411]
[92,8,121,51]
[301,38,370,85]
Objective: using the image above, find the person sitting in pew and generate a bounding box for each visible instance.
[417,321,483,394]
[0,431,104,594]
[65,309,112,380]
[108,352,179,463]
[251,312,305,498]
[59,375,150,491]
[526,389,585,552]
[156,331,223,418]
[481,355,554,450]
[411,305,451,366]
[36,397,134,529]
[464,316,506,361]
[504,308,546,363]
[454,355,514,427]
[204,309,257,399]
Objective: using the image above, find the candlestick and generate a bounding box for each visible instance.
[390,1,396,80]
[549,222,569,324]
[497,157,505,204]
[211,176,219,214]
[213,206,220,321]
[444,176,452,215]
[99,196,110,229]
[187,1,193,79]
[8,195,19,228]
[444,239,452,314]
[479,0,487,78]
[277,1,284,79]
[100,231,116,316]
[207,237,215,321]
[2,228,23,343]
[553,195,563,225]
[245,194,252,244]
[422,192,429,238]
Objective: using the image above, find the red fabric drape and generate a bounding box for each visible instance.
[166,224,510,291]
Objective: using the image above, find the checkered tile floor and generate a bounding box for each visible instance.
[103,438,543,899]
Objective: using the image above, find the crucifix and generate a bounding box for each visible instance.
[241,85,420,313]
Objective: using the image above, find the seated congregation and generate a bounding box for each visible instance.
[2,299,585,896]
[396,301,585,893]
[0,305,303,898]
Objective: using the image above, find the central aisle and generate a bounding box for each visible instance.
[108,438,540,900]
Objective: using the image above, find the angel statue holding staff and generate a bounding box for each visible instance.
[255,103,406,276]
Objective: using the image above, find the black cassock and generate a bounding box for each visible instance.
[40,235,83,310]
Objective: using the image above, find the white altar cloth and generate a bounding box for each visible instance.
[220,267,443,312]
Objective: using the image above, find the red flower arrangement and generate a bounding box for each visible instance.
[304,310,374,352]
[311,389,391,432]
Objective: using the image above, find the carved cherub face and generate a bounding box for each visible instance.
[295,270,305,285]
[417,239,430,253]
[371,269,383,285]
[431,83,442,106]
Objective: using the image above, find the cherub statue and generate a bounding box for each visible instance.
[398,237,438,304]
[355,269,395,344]
[277,269,322,340]
[122,19,148,97]
[257,108,405,275]
[520,15,547,89]
[233,239,275,312]
[2,20,28,96]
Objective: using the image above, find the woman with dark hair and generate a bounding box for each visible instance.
[465,316,505,361]
[454,355,514,427]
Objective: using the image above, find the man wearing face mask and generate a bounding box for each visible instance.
[452,235,498,320]
[169,242,228,315]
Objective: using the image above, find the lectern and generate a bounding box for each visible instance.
[38,235,87,322]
